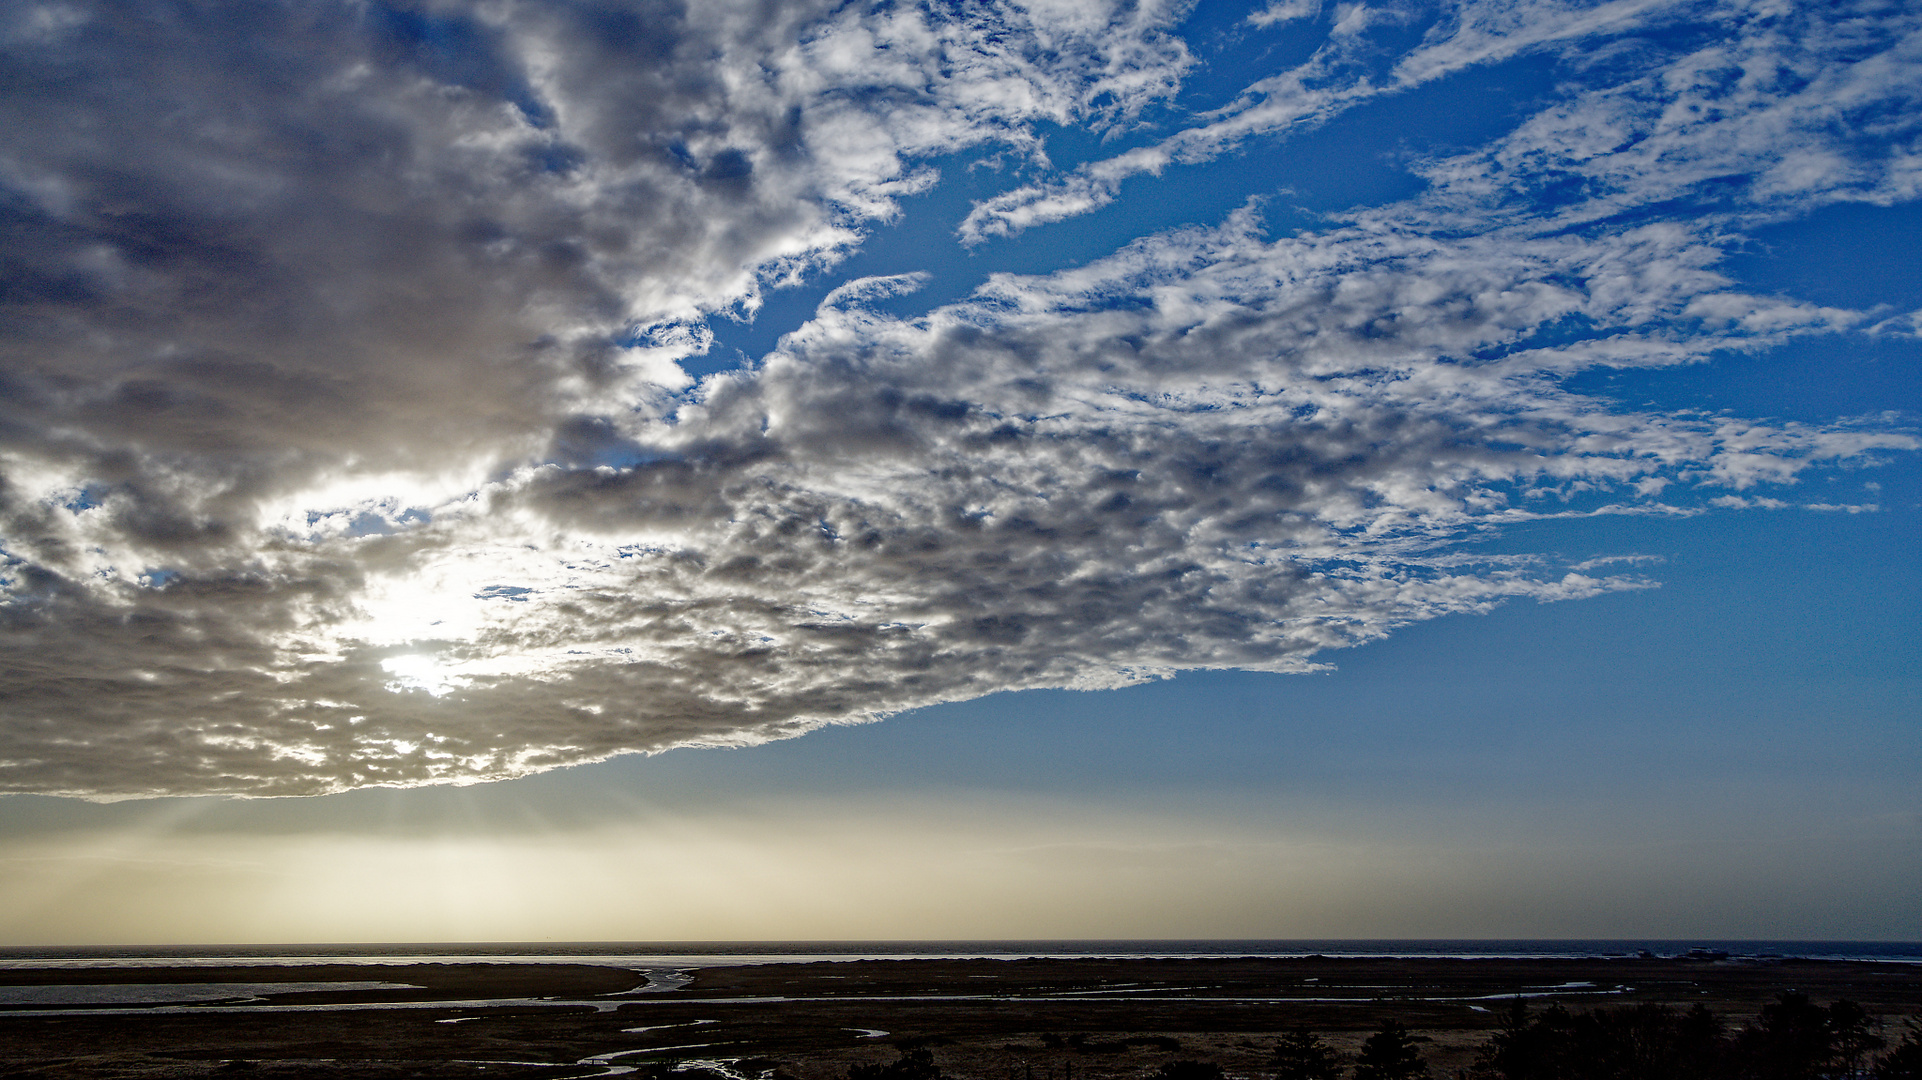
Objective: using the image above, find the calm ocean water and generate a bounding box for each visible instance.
[2,940,1918,969]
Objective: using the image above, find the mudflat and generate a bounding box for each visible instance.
[1,955,1917,1078]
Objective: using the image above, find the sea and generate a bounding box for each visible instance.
[1,940,1918,970]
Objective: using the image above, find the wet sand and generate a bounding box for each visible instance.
[2,955,1918,1077]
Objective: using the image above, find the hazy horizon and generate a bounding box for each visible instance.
[4,939,1919,958]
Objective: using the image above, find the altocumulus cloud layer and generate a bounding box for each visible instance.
[0,0,1916,796]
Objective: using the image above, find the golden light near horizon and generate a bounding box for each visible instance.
[0,795,1366,945]
[2,782,1913,946]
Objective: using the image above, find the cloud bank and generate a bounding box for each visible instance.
[0,0,1915,797]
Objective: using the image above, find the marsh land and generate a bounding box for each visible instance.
[2,954,1918,1078]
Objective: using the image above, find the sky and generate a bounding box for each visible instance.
[0,0,1917,944]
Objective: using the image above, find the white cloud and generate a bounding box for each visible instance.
[960,0,1701,241]
[961,0,1922,242]
[1248,0,1322,27]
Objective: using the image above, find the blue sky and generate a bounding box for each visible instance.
[0,0,1916,942]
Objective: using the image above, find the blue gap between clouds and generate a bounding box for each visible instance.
[1721,200,1922,314]
[1561,334,1922,426]
[1564,199,1922,424]
[344,507,431,537]
[363,3,552,128]
[694,48,1568,374]
[1172,1,1332,114]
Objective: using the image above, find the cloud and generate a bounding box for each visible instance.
[959,0,1697,242]
[959,0,1922,241]
[0,0,1916,798]
[1407,0,1922,233]
[0,0,1190,506]
[1247,1,1321,28]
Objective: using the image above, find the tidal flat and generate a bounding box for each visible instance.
[2,955,1919,1078]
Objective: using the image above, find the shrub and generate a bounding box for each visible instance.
[1355,1021,1431,1080]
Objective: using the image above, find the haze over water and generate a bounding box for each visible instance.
[6,942,1921,968]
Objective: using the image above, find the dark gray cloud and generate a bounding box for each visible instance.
[0,0,1913,797]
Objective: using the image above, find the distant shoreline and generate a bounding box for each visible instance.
[2,954,1918,1078]
[3,939,1920,968]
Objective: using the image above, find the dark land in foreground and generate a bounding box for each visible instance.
[2,955,1919,1078]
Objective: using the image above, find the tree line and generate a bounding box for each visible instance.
[1246,994,1920,1080]
[845,992,1922,1080]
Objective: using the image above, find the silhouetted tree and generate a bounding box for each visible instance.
[1273,1029,1342,1080]
[1875,1022,1922,1080]
[1466,1000,1730,1080]
[1672,1003,1727,1079]
[1355,1020,1431,1080]
[1149,1061,1223,1080]
[1730,991,1842,1080]
[850,1049,941,1080]
[1590,1002,1686,1080]
[1470,1001,1581,1080]
[1830,999,1884,1077]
